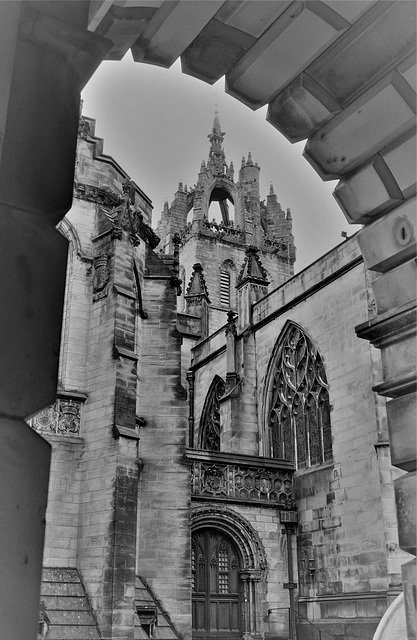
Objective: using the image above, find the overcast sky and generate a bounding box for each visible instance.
[81,54,360,272]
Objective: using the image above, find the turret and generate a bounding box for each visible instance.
[236,247,269,331]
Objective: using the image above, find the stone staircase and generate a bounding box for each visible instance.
[40,568,100,639]
[134,577,180,640]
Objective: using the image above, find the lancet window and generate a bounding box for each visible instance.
[266,322,332,468]
[199,376,225,451]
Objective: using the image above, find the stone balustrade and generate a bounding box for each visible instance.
[187,449,295,509]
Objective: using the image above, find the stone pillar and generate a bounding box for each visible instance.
[355,197,416,639]
[225,310,239,392]
[138,253,190,639]
[240,569,262,639]
[187,369,196,448]
[0,3,110,638]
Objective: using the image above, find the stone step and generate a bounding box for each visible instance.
[41,595,89,611]
[46,610,97,625]
[41,582,85,597]
[42,568,80,583]
[40,567,101,639]
[41,626,100,640]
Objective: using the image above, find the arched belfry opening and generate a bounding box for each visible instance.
[208,184,235,227]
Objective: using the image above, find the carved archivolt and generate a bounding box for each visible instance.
[191,505,267,572]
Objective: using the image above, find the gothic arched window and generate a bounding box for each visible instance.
[266,322,332,469]
[199,376,225,451]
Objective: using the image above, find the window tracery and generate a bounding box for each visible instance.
[267,322,332,468]
[199,376,225,451]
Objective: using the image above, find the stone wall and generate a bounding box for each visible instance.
[252,238,407,631]
[178,233,290,336]
[42,435,83,567]
[190,236,408,636]
[137,256,191,639]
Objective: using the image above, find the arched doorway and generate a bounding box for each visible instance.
[192,529,241,640]
[192,506,267,640]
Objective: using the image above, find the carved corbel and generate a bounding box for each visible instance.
[93,252,110,301]
[225,310,239,391]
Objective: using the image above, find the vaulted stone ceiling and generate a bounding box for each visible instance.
[88,0,416,229]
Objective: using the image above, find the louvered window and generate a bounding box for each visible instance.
[220,271,230,307]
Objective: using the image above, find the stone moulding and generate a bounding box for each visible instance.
[73,180,122,208]
[187,449,295,508]
[28,392,87,437]
[191,504,267,571]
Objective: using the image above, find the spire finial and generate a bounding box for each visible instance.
[207,109,226,175]
[269,183,274,195]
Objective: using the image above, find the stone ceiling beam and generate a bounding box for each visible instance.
[130,0,224,68]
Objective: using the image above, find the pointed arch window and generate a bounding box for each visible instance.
[266,322,332,469]
[199,376,225,451]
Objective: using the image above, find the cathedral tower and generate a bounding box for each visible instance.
[156,113,296,334]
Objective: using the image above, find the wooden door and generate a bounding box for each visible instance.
[192,530,241,640]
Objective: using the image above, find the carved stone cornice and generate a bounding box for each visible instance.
[73,181,121,208]
[356,302,416,349]
[28,392,87,437]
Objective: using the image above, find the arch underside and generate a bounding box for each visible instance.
[88,1,416,231]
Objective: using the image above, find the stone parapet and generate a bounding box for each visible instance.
[187,449,294,508]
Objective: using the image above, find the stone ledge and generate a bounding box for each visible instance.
[113,345,138,361]
[113,424,140,441]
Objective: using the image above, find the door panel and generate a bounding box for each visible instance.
[192,530,241,640]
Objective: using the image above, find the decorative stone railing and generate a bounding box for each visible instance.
[28,392,87,437]
[187,449,295,509]
[201,219,244,239]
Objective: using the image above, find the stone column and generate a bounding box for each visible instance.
[225,310,239,392]
[355,206,416,638]
[0,3,110,638]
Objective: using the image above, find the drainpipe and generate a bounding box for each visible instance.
[280,512,298,640]
[187,369,195,448]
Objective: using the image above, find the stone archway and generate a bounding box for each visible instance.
[192,506,267,639]
[0,2,415,639]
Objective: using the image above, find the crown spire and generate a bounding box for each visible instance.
[207,110,226,176]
